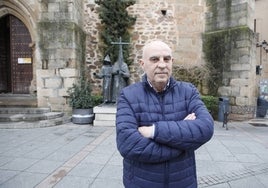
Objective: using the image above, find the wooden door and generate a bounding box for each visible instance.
[10,15,33,94]
[0,16,10,93]
[0,15,33,94]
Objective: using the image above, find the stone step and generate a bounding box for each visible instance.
[0,115,71,129]
[93,120,115,127]
[0,94,37,107]
[247,118,268,127]
[0,107,70,128]
[0,107,51,114]
[93,105,116,126]
[95,113,115,121]
[93,105,117,114]
[0,112,64,122]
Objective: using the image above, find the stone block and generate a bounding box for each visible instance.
[239,47,251,56]
[49,97,66,105]
[239,55,250,64]
[93,105,116,114]
[236,96,250,106]
[45,76,63,88]
[231,86,240,96]
[36,77,45,88]
[36,69,55,78]
[50,105,64,112]
[237,40,251,48]
[58,88,68,97]
[93,120,115,127]
[59,68,78,77]
[230,78,249,86]
[231,64,251,71]
[93,105,116,127]
[48,3,60,12]
[58,49,76,58]
[38,88,54,97]
[218,86,232,96]
[38,97,49,107]
[95,113,115,121]
[64,77,77,88]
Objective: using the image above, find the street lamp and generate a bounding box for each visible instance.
[256,40,268,75]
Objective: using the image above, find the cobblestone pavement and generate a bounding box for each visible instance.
[0,121,267,188]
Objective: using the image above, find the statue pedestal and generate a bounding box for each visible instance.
[93,104,116,126]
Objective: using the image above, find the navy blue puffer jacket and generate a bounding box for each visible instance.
[116,75,214,188]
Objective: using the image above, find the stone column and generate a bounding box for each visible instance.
[204,0,257,120]
[37,0,85,112]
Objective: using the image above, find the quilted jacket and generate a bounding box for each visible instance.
[116,75,214,188]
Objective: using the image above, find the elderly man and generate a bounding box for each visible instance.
[116,40,214,188]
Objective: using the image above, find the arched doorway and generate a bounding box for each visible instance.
[0,14,33,94]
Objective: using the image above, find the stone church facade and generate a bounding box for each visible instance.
[0,0,267,120]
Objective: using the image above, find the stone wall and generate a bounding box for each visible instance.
[84,0,206,93]
[37,0,85,111]
[2,0,263,118]
[204,0,257,120]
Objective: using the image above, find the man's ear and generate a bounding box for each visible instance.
[139,59,144,68]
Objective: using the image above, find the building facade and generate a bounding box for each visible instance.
[0,0,267,119]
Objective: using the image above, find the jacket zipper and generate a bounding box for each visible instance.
[156,93,169,187]
[164,161,169,188]
[158,93,166,118]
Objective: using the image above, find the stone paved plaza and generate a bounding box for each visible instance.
[0,121,267,188]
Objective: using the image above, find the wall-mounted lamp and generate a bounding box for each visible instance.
[256,40,267,75]
[256,40,268,52]
[256,65,262,75]
[161,9,167,16]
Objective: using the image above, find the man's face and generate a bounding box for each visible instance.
[140,41,173,90]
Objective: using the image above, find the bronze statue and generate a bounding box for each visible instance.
[112,60,130,103]
[94,37,130,104]
[94,55,113,103]
[111,37,130,103]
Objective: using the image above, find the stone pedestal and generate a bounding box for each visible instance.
[93,104,116,126]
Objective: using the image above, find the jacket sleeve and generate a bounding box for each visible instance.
[153,85,214,151]
[116,91,183,163]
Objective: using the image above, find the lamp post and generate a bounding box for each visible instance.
[256,40,268,75]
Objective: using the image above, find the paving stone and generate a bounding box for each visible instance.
[0,172,47,188]
[229,176,267,188]
[90,178,124,188]
[25,159,63,174]
[82,152,111,165]
[68,163,104,178]
[0,121,268,188]
[46,149,78,162]
[0,156,14,167]
[97,164,123,180]
[0,169,19,184]
[53,176,94,188]
[0,158,39,171]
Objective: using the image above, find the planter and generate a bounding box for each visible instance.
[72,108,94,124]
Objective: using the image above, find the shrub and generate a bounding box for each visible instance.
[201,95,218,120]
[67,78,94,109]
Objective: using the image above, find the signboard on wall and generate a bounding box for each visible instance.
[18,58,31,64]
[259,79,268,98]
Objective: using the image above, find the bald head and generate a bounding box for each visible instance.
[142,40,172,60]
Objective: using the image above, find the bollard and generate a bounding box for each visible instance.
[222,111,229,130]
[218,97,229,122]
[256,97,268,118]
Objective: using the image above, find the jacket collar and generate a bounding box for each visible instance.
[142,74,176,92]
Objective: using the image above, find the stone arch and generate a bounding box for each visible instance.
[0,0,38,94]
[0,1,37,39]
